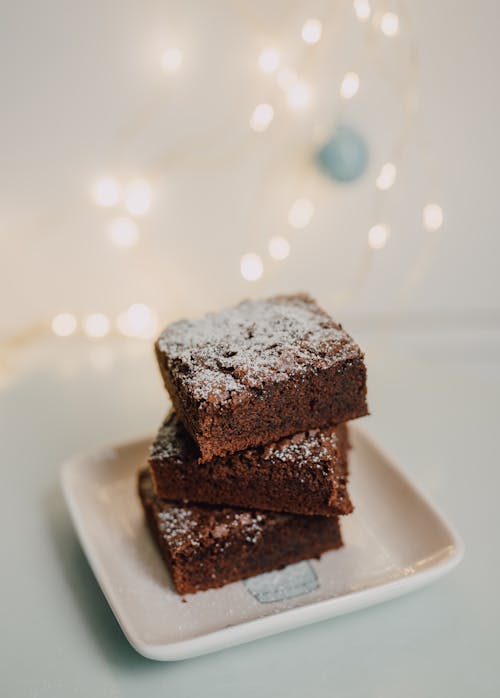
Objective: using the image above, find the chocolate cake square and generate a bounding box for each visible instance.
[138,468,343,595]
[155,293,368,461]
[149,412,353,517]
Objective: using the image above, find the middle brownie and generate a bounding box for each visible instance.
[149,411,353,517]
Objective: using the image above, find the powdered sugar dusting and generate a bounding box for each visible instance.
[154,499,276,553]
[156,294,362,404]
[157,507,200,550]
[149,412,197,463]
[265,428,338,470]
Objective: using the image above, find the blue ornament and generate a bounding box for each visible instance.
[316,125,369,183]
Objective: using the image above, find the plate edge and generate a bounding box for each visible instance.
[58,427,465,662]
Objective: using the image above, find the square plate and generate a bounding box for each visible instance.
[60,426,463,660]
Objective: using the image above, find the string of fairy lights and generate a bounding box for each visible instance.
[2,0,444,361]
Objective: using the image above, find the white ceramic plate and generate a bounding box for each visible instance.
[60,426,463,661]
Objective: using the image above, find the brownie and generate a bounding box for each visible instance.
[138,468,343,595]
[149,411,353,516]
[155,293,368,461]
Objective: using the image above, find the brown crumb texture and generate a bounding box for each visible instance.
[149,411,353,516]
[138,468,343,595]
[155,293,368,461]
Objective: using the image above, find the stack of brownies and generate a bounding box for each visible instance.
[138,293,368,595]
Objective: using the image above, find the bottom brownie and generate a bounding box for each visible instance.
[138,468,343,595]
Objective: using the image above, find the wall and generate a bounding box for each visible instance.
[1,0,498,334]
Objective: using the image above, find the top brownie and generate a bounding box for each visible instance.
[155,293,368,461]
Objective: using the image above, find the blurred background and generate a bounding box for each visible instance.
[2,0,499,364]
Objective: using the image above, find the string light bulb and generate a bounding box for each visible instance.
[92,177,120,207]
[116,303,158,339]
[268,236,290,260]
[286,82,312,110]
[380,12,400,37]
[161,48,183,73]
[109,217,140,247]
[288,198,314,229]
[51,313,77,337]
[376,162,397,191]
[240,253,263,281]
[124,179,152,216]
[422,203,444,231]
[340,72,360,99]
[353,0,371,21]
[368,224,390,249]
[249,103,274,132]
[258,48,280,73]
[83,313,110,339]
[301,19,322,45]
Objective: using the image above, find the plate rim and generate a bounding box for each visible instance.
[60,425,464,661]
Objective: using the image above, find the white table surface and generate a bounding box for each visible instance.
[1,335,498,697]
